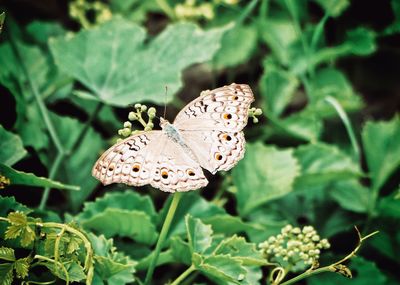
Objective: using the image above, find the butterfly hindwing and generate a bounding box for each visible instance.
[92,131,164,186]
[149,138,208,192]
[92,131,208,192]
[180,130,245,174]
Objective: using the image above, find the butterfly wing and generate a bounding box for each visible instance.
[173,83,254,131]
[92,131,164,186]
[148,136,208,192]
[173,83,254,173]
[92,131,208,192]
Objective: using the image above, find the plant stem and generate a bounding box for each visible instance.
[8,32,65,155]
[69,102,103,154]
[144,192,183,285]
[280,266,330,285]
[324,96,361,160]
[170,265,196,285]
[280,228,378,285]
[39,152,65,210]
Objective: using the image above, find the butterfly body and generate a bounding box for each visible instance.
[93,83,254,192]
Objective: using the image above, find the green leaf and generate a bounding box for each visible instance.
[290,30,376,75]
[369,230,396,261]
[0,163,80,191]
[4,212,35,247]
[202,214,262,236]
[26,21,65,45]
[213,24,257,69]
[362,116,400,191]
[330,180,369,213]
[49,18,228,106]
[14,257,30,279]
[170,236,192,265]
[0,125,27,166]
[233,143,300,216]
[78,191,157,224]
[309,68,363,114]
[345,27,377,56]
[378,194,400,218]
[260,59,299,116]
[0,263,14,285]
[197,255,246,285]
[163,192,225,238]
[314,0,350,17]
[186,215,213,254]
[43,260,86,282]
[77,191,158,244]
[0,247,15,262]
[0,196,29,217]
[293,143,361,192]
[383,0,400,35]
[213,235,266,266]
[308,257,386,285]
[279,108,323,142]
[258,17,298,66]
[87,233,137,283]
[81,208,157,245]
[49,112,104,210]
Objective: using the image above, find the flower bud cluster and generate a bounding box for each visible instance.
[259,225,330,272]
[118,104,157,138]
[248,107,263,123]
[69,0,112,27]
[174,0,239,21]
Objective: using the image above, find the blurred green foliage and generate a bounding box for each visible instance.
[0,0,400,284]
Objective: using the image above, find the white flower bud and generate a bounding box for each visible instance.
[128,112,137,121]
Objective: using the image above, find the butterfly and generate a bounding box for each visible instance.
[92,83,254,192]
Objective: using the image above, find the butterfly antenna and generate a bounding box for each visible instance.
[163,85,168,119]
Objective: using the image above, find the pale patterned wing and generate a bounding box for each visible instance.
[173,83,254,132]
[92,131,164,186]
[180,130,245,174]
[149,137,208,192]
[92,131,208,192]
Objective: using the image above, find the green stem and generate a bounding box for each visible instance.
[170,265,196,285]
[34,255,70,285]
[69,102,103,154]
[236,0,259,26]
[324,96,361,160]
[280,266,331,285]
[258,0,270,20]
[285,0,314,79]
[39,152,65,210]
[8,31,65,154]
[36,222,94,273]
[144,192,183,285]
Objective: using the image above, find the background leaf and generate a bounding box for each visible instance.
[0,125,26,166]
[233,143,300,216]
[186,215,213,254]
[49,18,229,106]
[362,116,400,191]
[0,163,79,191]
